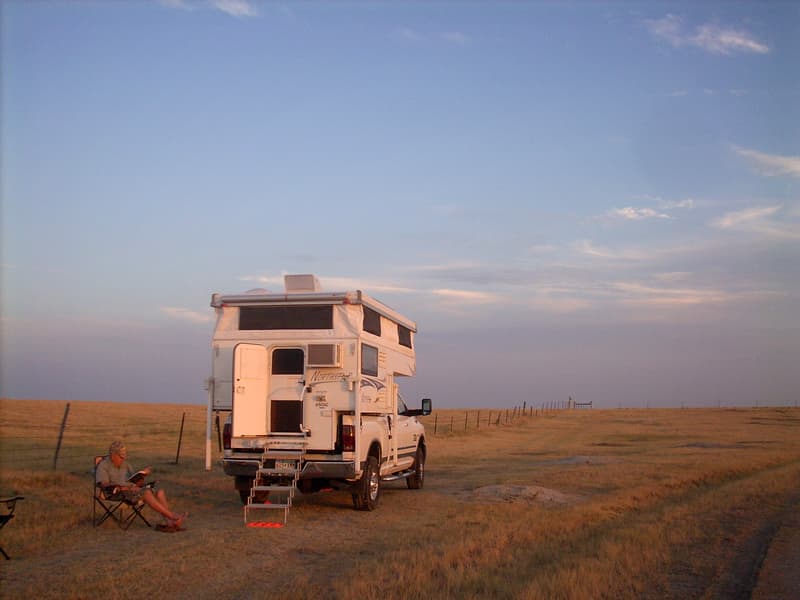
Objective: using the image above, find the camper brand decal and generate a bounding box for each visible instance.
[308,370,350,384]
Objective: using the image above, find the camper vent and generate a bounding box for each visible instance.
[284,274,321,293]
[307,344,341,367]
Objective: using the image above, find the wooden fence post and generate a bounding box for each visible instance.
[174,412,186,464]
[434,413,438,435]
[53,402,71,470]
[464,412,468,431]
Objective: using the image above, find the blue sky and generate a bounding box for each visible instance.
[2,1,798,408]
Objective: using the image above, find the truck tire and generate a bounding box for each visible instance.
[352,455,380,511]
[406,445,425,489]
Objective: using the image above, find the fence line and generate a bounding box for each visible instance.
[1,398,584,471]
[423,399,577,435]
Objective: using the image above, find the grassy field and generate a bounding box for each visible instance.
[1,399,799,599]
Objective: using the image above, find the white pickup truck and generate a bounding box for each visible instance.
[208,274,432,511]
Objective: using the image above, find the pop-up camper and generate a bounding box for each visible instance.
[206,274,431,518]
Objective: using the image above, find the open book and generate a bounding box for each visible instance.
[128,470,157,488]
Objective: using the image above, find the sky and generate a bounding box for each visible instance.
[1,1,798,410]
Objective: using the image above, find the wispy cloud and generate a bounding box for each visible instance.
[732,146,800,178]
[712,204,800,240]
[212,0,258,18]
[610,207,671,221]
[394,27,470,46]
[661,198,695,210]
[159,0,192,9]
[574,240,649,261]
[440,31,469,46]
[605,197,693,222]
[645,15,769,55]
[160,307,212,323]
[432,289,499,303]
[612,281,737,307]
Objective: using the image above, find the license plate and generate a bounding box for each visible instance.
[275,459,295,470]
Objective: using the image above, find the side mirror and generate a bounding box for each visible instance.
[421,398,432,416]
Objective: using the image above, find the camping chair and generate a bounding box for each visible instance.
[93,456,151,530]
[0,495,24,559]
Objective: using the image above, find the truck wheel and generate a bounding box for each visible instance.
[352,455,380,511]
[407,446,425,489]
[239,489,249,505]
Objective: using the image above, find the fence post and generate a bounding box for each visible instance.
[465,412,468,431]
[53,402,71,470]
[434,413,438,435]
[477,410,480,429]
[175,412,186,464]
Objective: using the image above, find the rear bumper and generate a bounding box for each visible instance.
[223,457,358,480]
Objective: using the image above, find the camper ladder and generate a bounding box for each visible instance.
[244,433,307,526]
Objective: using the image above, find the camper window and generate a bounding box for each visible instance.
[363,307,381,336]
[397,324,412,349]
[239,306,333,330]
[361,344,378,377]
[272,349,304,375]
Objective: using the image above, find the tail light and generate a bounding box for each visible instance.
[341,424,355,452]
[223,421,232,450]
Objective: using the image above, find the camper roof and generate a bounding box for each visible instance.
[210,278,417,333]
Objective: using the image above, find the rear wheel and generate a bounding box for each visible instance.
[407,446,425,489]
[352,455,380,511]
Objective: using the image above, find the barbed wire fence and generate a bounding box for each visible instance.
[0,402,211,474]
[1,398,587,473]
[421,398,581,435]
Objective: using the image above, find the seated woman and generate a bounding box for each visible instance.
[96,440,187,529]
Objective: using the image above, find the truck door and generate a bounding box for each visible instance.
[232,344,269,436]
[395,391,417,470]
[269,348,304,433]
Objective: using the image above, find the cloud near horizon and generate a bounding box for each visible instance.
[646,15,769,55]
[160,307,213,323]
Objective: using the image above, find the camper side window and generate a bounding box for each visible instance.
[363,307,381,336]
[272,349,304,375]
[397,324,412,349]
[361,344,378,377]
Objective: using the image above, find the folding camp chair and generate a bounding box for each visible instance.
[0,495,24,559]
[93,456,151,530]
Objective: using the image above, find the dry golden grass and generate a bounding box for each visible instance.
[1,399,799,598]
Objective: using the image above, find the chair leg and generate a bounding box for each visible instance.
[1,546,10,560]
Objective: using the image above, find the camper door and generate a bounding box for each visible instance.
[232,344,268,436]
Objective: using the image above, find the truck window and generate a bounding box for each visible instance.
[361,344,378,377]
[239,306,333,330]
[272,349,304,374]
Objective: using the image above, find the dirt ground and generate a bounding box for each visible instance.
[751,500,800,599]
